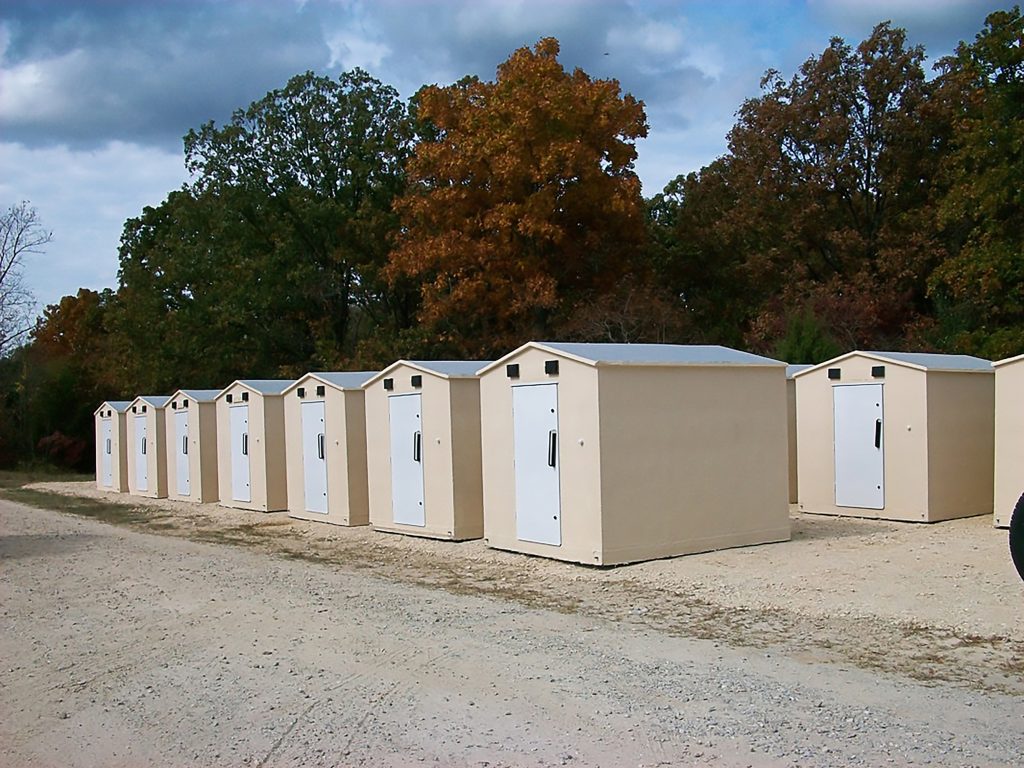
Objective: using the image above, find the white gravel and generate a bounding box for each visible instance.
[1,486,1023,766]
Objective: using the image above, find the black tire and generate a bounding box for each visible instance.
[1010,492,1024,583]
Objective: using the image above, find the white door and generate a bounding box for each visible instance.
[834,383,884,509]
[175,410,191,497]
[389,394,425,526]
[134,414,148,492]
[230,405,251,502]
[100,418,113,487]
[301,400,328,514]
[513,383,562,546]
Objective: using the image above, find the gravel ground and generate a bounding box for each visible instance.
[1,484,1023,766]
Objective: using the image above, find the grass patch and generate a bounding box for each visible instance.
[1,486,161,526]
[0,468,92,489]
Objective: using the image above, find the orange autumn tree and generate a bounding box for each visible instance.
[388,38,649,355]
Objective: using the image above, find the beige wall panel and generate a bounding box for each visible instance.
[448,377,485,540]
[166,398,219,503]
[796,356,986,522]
[94,407,129,493]
[94,411,107,491]
[787,378,799,504]
[284,388,306,515]
[480,348,604,564]
[285,380,368,527]
[366,364,483,540]
[164,405,181,501]
[216,384,287,512]
[926,371,994,522]
[126,402,168,498]
[115,412,128,492]
[342,390,370,527]
[262,395,288,512]
[798,360,928,520]
[215,396,232,505]
[598,366,790,565]
[197,401,220,502]
[994,361,1024,527]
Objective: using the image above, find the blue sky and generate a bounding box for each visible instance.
[0,0,1001,311]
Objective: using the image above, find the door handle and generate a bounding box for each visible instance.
[548,430,557,468]
[142,437,147,455]
[106,439,111,454]
[242,433,248,456]
[874,419,882,449]
[318,433,325,460]
[182,435,188,455]
[413,431,422,462]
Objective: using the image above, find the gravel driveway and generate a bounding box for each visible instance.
[1,487,1022,766]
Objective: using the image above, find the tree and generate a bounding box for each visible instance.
[0,202,51,356]
[113,187,316,391]
[654,23,949,353]
[645,161,751,347]
[0,288,118,469]
[183,69,415,363]
[928,7,1024,357]
[388,38,649,355]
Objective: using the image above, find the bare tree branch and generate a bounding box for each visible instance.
[0,202,51,356]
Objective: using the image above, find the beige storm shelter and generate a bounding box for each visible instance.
[94,400,131,492]
[795,351,994,523]
[786,364,812,504]
[283,371,376,526]
[215,380,292,512]
[125,395,171,498]
[477,342,792,566]
[165,389,221,503]
[994,354,1024,528]
[363,360,489,540]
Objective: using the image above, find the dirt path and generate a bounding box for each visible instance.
[1,488,1023,766]
[19,482,1024,692]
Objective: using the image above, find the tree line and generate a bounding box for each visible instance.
[4,8,1022,470]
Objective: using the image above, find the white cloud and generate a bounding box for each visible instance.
[607,20,685,58]
[0,48,86,124]
[325,30,390,70]
[453,0,596,39]
[0,141,188,310]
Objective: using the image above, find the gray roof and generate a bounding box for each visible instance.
[406,361,491,378]
[786,364,813,378]
[793,350,994,378]
[236,379,293,395]
[310,371,378,389]
[861,351,992,372]
[98,400,132,413]
[533,342,784,367]
[177,389,221,402]
[135,395,171,408]
[994,353,1024,368]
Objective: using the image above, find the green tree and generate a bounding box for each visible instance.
[928,7,1024,358]
[113,188,311,391]
[184,69,415,362]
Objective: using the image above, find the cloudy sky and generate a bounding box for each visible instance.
[0,0,1000,312]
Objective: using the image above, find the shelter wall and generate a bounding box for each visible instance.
[480,347,603,564]
[797,357,929,521]
[597,365,790,564]
[926,371,994,522]
[366,365,477,540]
[994,361,1024,527]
